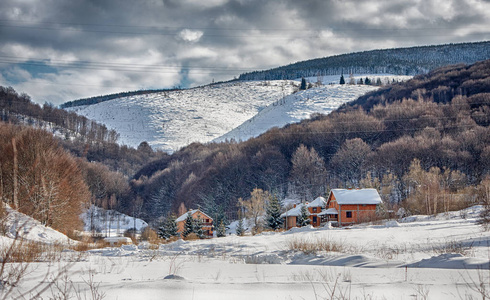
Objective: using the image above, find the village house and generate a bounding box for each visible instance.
[280,196,326,229]
[175,209,214,238]
[323,188,382,226]
[280,190,382,229]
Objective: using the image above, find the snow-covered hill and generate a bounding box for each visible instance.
[214,75,410,143]
[66,81,296,153]
[66,75,409,153]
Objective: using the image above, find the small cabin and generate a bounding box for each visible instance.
[175,209,214,238]
[325,189,382,226]
[280,203,308,230]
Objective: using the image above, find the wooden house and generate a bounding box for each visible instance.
[323,189,382,226]
[307,196,326,227]
[175,209,214,238]
[280,203,307,230]
[280,197,326,229]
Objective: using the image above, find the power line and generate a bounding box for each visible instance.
[1,21,488,39]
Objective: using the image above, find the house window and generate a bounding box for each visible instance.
[346,211,352,218]
[313,216,317,223]
[313,207,317,213]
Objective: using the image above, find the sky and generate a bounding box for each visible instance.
[0,0,489,106]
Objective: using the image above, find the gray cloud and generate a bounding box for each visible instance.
[0,0,488,105]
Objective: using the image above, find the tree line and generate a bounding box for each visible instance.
[239,41,490,81]
[0,88,167,236]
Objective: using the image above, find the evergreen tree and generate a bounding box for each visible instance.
[182,212,194,238]
[158,214,178,240]
[193,217,204,239]
[266,195,283,230]
[365,77,371,85]
[358,78,364,85]
[339,74,345,84]
[296,205,311,227]
[236,217,245,236]
[300,77,307,90]
[217,220,226,237]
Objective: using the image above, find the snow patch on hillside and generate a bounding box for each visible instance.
[80,205,148,236]
[1,205,74,245]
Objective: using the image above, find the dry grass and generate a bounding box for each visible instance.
[140,227,163,244]
[287,236,345,255]
[431,240,474,256]
[183,233,200,241]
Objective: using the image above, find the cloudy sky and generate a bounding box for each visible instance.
[1,0,489,105]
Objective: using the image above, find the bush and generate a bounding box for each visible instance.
[140,227,161,244]
[183,233,199,241]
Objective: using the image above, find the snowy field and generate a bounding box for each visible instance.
[66,76,409,153]
[3,206,490,299]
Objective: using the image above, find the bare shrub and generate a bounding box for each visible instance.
[140,227,161,244]
[431,240,474,256]
[287,236,345,254]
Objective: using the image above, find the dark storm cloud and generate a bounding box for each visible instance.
[0,0,488,105]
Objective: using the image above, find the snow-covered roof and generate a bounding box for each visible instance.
[176,209,213,222]
[280,204,308,218]
[330,189,382,205]
[307,196,326,208]
[318,208,338,216]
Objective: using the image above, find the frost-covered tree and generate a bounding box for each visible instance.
[289,144,327,201]
[238,188,269,234]
[193,217,204,239]
[265,195,283,230]
[296,205,310,227]
[339,74,345,84]
[236,217,245,236]
[217,220,226,237]
[182,212,194,238]
[158,214,178,240]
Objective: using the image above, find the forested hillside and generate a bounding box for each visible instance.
[239,41,490,81]
[0,88,167,233]
[129,60,490,224]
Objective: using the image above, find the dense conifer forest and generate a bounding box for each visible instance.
[239,41,490,81]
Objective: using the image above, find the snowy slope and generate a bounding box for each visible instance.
[80,205,148,236]
[1,205,75,245]
[66,81,296,153]
[66,75,409,153]
[215,75,410,143]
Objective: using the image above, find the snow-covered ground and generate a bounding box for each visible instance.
[4,206,490,299]
[80,205,148,237]
[65,76,409,153]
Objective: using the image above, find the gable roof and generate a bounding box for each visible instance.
[280,203,309,218]
[307,196,326,208]
[330,189,382,205]
[175,209,213,222]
